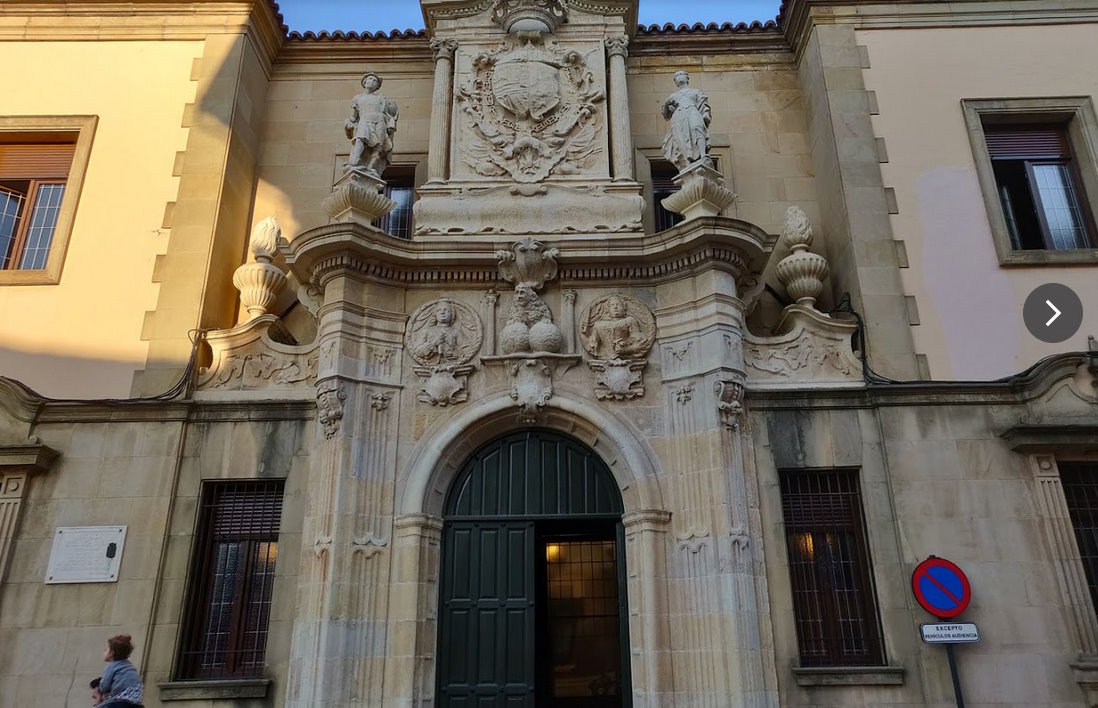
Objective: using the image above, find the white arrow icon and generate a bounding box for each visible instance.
[1046,300,1061,326]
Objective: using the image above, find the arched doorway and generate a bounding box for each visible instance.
[436,430,632,707]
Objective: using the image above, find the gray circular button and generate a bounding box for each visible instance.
[1023,283,1083,343]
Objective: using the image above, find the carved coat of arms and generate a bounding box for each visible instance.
[456,36,605,182]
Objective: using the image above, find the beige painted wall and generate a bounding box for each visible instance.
[0,41,200,399]
[860,25,1098,380]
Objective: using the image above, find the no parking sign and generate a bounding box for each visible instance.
[912,556,971,619]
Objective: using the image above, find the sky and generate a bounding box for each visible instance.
[277,0,783,33]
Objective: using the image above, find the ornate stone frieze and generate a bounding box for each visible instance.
[197,315,318,398]
[316,379,347,439]
[743,306,863,389]
[580,294,656,399]
[404,298,481,405]
[413,183,642,235]
[455,35,604,183]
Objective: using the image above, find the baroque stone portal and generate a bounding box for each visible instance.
[456,35,604,183]
[406,298,483,406]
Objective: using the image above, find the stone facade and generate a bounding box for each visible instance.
[1,1,1097,707]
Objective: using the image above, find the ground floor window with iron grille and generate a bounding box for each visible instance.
[177,479,285,679]
[1059,462,1098,611]
[779,468,885,667]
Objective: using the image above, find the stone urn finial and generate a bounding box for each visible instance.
[491,0,567,34]
[775,206,830,308]
[233,216,288,319]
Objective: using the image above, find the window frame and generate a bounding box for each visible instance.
[778,467,887,669]
[0,115,97,285]
[175,479,285,682]
[374,163,417,239]
[962,97,1098,266]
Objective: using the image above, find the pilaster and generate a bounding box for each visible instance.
[0,445,59,598]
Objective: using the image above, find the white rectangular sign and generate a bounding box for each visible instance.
[921,622,980,644]
[45,526,127,584]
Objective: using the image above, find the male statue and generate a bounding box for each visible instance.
[345,72,399,179]
[661,70,711,171]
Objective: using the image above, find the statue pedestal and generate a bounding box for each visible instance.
[661,160,736,221]
[322,170,396,226]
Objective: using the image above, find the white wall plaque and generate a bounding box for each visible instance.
[45,525,127,584]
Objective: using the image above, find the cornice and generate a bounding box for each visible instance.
[632,24,789,56]
[0,444,60,473]
[0,1,286,61]
[287,217,774,290]
[780,0,1098,59]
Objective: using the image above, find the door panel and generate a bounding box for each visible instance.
[439,521,536,707]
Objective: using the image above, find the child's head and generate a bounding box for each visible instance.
[104,634,134,662]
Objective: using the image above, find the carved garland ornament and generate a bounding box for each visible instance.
[456,36,605,183]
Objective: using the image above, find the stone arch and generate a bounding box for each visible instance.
[399,391,667,518]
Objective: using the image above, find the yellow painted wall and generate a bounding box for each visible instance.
[860,24,1098,379]
[0,41,201,398]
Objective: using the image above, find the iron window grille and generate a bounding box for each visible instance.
[177,480,284,680]
[779,468,885,667]
[1059,462,1098,612]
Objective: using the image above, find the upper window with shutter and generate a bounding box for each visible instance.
[0,116,96,285]
[963,98,1098,265]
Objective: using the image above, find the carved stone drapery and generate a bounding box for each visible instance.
[580,293,656,399]
[405,298,483,406]
[455,35,604,183]
[428,38,459,183]
[604,36,634,181]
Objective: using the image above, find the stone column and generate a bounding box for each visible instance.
[286,267,403,707]
[605,36,634,182]
[623,509,672,708]
[427,38,458,184]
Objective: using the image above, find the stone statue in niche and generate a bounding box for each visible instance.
[580,294,656,400]
[406,298,484,406]
[456,34,604,182]
[661,70,712,171]
[344,72,399,179]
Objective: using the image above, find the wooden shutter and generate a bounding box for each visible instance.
[985,125,1070,160]
[0,144,75,180]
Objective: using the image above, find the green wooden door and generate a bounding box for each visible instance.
[437,431,629,708]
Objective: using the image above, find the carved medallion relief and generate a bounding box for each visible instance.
[579,294,656,400]
[406,298,484,406]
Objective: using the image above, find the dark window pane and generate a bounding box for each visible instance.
[651,160,682,232]
[780,469,884,667]
[1060,463,1098,613]
[0,183,27,268]
[179,480,284,680]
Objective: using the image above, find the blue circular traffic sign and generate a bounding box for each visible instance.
[912,556,971,619]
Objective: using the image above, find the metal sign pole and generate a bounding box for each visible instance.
[945,643,965,708]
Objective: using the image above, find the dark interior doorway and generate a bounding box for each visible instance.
[436,430,631,708]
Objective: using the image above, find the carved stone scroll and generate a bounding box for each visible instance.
[197,315,318,398]
[743,306,862,389]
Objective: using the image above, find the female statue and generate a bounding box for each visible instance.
[661,70,711,171]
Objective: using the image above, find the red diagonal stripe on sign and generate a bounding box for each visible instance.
[920,568,961,606]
